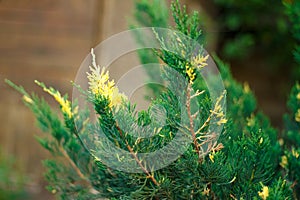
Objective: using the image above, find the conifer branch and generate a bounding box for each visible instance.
[115,125,159,186]
[58,145,89,183]
[186,83,202,161]
[198,116,211,133]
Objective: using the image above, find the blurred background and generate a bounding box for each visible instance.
[0,0,297,199]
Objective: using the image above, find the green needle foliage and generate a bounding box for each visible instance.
[130,0,169,99]
[5,0,300,199]
[212,0,293,64]
[282,83,300,199]
[284,0,300,77]
[0,149,27,200]
[281,1,300,197]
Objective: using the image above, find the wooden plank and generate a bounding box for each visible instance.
[0,0,60,11]
[0,7,93,28]
[0,21,92,38]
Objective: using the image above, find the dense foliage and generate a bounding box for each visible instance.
[212,0,292,62]
[6,0,300,199]
[0,149,27,200]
